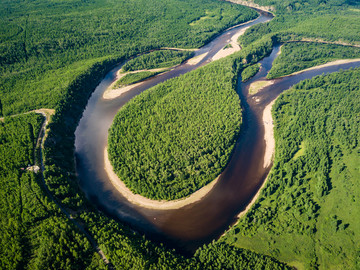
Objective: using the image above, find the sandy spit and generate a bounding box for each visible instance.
[103,68,168,100]
[104,147,220,210]
[225,0,275,13]
[281,58,360,78]
[187,53,208,65]
[212,27,250,61]
[249,80,274,95]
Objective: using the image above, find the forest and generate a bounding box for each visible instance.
[108,59,242,200]
[107,33,275,200]
[0,114,104,269]
[0,0,257,116]
[267,42,360,78]
[122,50,194,72]
[1,0,360,268]
[241,63,261,81]
[224,68,360,269]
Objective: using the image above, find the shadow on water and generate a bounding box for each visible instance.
[75,10,360,253]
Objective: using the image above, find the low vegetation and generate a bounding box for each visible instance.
[122,50,193,72]
[223,68,360,269]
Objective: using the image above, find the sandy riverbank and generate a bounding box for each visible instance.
[281,58,360,78]
[104,99,277,211]
[249,80,274,95]
[212,27,250,61]
[225,0,275,13]
[102,68,168,100]
[187,53,208,65]
[104,147,220,210]
[237,100,275,218]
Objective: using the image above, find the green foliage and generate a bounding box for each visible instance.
[113,71,162,88]
[241,63,261,81]
[239,4,360,52]
[122,50,194,72]
[0,114,101,269]
[267,42,360,78]
[224,68,360,269]
[252,0,356,13]
[0,0,257,116]
[108,60,242,200]
[80,211,290,269]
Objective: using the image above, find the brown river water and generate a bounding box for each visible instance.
[74,10,360,253]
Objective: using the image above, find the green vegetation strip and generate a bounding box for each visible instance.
[267,42,360,79]
[224,68,360,269]
[241,63,261,82]
[113,71,162,89]
[122,50,193,72]
[108,60,241,200]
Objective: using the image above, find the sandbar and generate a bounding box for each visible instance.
[187,53,208,65]
[103,68,167,100]
[249,80,274,95]
[282,58,360,77]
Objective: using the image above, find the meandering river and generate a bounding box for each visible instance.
[74,9,360,253]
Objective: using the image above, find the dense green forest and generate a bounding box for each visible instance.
[223,68,360,269]
[267,42,360,78]
[108,59,242,200]
[113,71,163,88]
[239,0,360,50]
[2,0,360,268]
[107,33,275,200]
[0,0,257,116]
[0,113,289,269]
[122,50,193,72]
[0,114,105,269]
[79,211,290,269]
[241,63,261,81]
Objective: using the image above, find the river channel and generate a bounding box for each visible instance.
[74,9,360,253]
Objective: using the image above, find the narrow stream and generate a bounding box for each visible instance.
[74,9,360,253]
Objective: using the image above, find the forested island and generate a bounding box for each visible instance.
[1,0,360,269]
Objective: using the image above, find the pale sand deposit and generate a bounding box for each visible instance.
[282,58,360,77]
[103,68,167,100]
[212,27,250,61]
[237,100,275,218]
[104,147,220,210]
[186,53,208,65]
[248,80,274,95]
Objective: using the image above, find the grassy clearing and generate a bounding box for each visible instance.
[293,141,306,160]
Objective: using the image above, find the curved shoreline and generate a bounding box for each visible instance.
[104,147,220,210]
[104,97,276,210]
[277,58,360,78]
[102,55,360,211]
[102,14,267,210]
